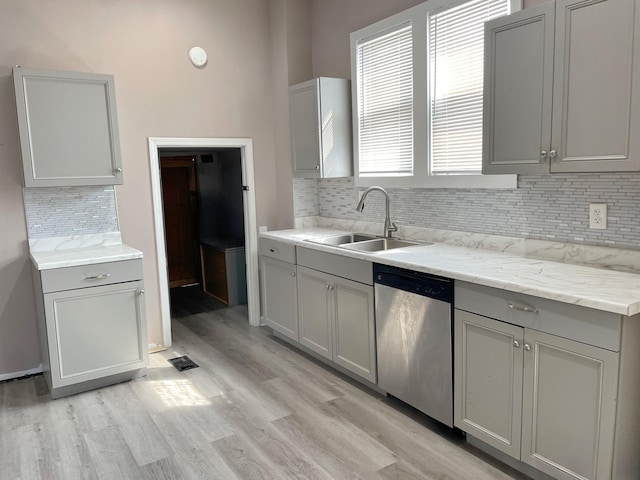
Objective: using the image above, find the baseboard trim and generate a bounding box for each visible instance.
[0,364,43,382]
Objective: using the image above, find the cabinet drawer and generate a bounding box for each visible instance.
[297,247,372,285]
[40,259,143,293]
[455,281,621,351]
[259,237,296,263]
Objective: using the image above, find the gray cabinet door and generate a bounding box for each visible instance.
[260,256,299,341]
[483,3,555,174]
[551,0,640,172]
[13,67,123,187]
[454,310,524,459]
[521,329,618,480]
[290,78,353,178]
[43,280,147,389]
[297,265,332,360]
[290,80,321,177]
[331,276,375,383]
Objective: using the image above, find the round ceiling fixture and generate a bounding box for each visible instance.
[189,47,208,67]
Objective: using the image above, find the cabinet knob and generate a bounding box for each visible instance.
[115,167,123,173]
[315,165,320,170]
[549,149,557,159]
[513,340,520,348]
[524,343,531,351]
[290,272,296,277]
[328,285,334,291]
[540,150,547,158]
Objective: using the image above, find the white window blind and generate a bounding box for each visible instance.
[356,22,413,177]
[429,0,509,175]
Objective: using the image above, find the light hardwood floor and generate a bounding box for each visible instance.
[0,287,530,480]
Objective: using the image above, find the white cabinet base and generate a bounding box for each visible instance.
[47,368,147,400]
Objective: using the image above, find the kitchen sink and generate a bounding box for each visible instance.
[305,233,377,246]
[340,238,429,252]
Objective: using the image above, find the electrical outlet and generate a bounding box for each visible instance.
[589,203,607,230]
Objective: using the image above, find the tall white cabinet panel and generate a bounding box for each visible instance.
[332,277,376,383]
[260,256,299,341]
[13,67,123,187]
[483,3,554,174]
[289,77,353,178]
[521,329,619,480]
[454,311,523,458]
[297,266,332,360]
[483,0,640,174]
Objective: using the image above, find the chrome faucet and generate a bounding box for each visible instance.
[355,186,398,238]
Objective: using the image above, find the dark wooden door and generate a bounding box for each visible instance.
[160,156,199,288]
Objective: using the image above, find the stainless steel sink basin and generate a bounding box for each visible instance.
[340,238,430,252]
[305,233,377,246]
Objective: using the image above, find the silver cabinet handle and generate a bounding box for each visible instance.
[513,340,520,348]
[138,289,145,296]
[290,272,296,277]
[328,285,334,291]
[269,247,279,254]
[85,273,111,281]
[540,150,547,158]
[549,149,557,158]
[325,284,329,290]
[524,344,531,351]
[115,167,123,173]
[508,302,538,313]
[315,165,320,170]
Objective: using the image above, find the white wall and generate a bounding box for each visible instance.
[0,0,297,375]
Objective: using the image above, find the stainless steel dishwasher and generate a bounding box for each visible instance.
[374,264,453,427]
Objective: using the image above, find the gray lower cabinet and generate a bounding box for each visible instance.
[296,264,376,383]
[455,310,618,480]
[454,281,640,480]
[13,67,123,187]
[33,259,148,399]
[483,0,640,174]
[260,256,299,341]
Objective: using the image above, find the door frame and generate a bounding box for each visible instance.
[148,137,260,348]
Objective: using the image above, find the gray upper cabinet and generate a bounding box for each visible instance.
[483,0,640,174]
[13,67,124,187]
[289,77,353,178]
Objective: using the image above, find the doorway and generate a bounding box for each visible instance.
[148,137,260,349]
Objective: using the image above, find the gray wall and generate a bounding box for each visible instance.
[0,0,306,376]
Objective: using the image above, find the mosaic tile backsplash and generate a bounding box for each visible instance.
[23,186,119,239]
[293,173,640,249]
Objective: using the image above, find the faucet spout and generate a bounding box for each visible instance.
[354,186,398,238]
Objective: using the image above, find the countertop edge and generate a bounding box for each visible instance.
[261,229,640,317]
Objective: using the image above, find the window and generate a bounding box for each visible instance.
[430,0,510,175]
[351,0,521,188]
[357,23,413,177]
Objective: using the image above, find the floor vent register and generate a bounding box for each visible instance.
[168,356,199,372]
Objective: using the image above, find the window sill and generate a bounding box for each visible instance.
[354,174,517,189]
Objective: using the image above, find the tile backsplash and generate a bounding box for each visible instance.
[293,173,640,249]
[23,186,119,239]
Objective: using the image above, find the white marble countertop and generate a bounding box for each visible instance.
[262,228,640,316]
[30,243,143,270]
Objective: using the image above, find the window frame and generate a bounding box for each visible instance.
[350,0,522,189]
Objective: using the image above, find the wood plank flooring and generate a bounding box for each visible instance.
[0,286,531,479]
